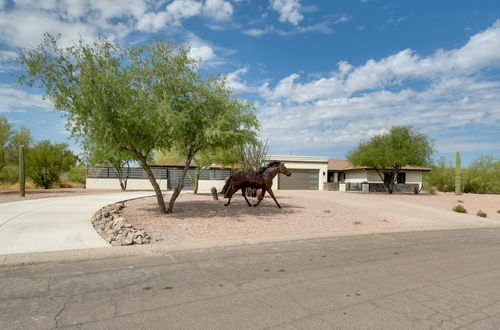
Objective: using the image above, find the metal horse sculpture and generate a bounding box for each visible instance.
[221,161,291,208]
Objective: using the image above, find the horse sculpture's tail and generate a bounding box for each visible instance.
[220,175,233,198]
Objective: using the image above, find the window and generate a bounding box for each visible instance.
[397,172,406,184]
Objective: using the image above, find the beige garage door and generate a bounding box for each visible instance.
[278,169,319,190]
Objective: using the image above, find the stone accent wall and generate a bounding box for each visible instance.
[323,182,339,191]
[369,183,420,193]
[91,202,153,246]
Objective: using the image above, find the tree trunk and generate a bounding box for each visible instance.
[167,156,193,213]
[116,162,131,191]
[138,157,167,214]
[193,169,200,194]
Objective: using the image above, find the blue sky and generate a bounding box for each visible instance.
[1,0,499,166]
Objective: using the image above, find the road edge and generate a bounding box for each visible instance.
[2,225,500,268]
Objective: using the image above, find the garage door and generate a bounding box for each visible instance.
[278,169,319,190]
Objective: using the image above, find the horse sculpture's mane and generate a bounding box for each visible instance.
[257,161,282,174]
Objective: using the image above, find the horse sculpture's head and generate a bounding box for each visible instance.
[277,162,291,176]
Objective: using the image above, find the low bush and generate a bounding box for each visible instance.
[452,204,467,213]
[476,210,487,218]
[0,165,19,185]
[67,164,87,184]
[428,186,437,195]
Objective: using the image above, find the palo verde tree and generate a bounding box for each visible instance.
[20,34,199,213]
[0,115,32,183]
[84,139,135,191]
[347,126,434,194]
[165,75,258,212]
[19,34,257,213]
[26,140,77,188]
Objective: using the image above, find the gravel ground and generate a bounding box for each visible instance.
[0,188,124,204]
[122,191,394,244]
[371,192,500,220]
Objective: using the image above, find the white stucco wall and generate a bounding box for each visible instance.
[367,171,383,183]
[197,180,226,192]
[344,170,368,183]
[86,178,168,190]
[406,171,423,189]
[365,170,423,187]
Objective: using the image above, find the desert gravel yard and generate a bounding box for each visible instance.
[372,192,500,220]
[122,191,395,244]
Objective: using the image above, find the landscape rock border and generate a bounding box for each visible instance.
[91,201,153,246]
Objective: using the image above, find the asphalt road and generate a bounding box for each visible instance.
[2,228,500,329]
[0,192,153,255]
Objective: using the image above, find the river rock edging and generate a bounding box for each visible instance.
[91,201,153,246]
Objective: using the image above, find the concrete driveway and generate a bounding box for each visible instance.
[303,191,500,230]
[0,191,153,255]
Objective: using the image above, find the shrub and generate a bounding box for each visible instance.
[0,165,19,185]
[457,200,464,203]
[27,140,77,189]
[67,164,87,184]
[428,186,437,195]
[452,204,467,213]
[476,210,487,218]
[497,210,500,213]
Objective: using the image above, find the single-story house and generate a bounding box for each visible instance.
[85,156,430,193]
[326,159,432,193]
[86,155,330,191]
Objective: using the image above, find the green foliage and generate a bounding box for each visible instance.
[0,165,19,184]
[153,150,185,165]
[463,155,500,194]
[18,34,258,213]
[347,126,434,193]
[0,115,32,181]
[476,210,487,218]
[425,154,500,194]
[424,157,455,192]
[165,73,258,209]
[67,164,87,184]
[455,152,462,195]
[452,204,467,213]
[19,145,25,197]
[239,138,270,172]
[26,140,77,189]
[427,186,437,195]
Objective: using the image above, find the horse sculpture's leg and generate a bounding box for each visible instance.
[224,186,239,206]
[266,188,281,208]
[253,188,266,207]
[241,188,252,207]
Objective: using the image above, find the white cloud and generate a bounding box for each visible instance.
[0,85,53,114]
[270,0,303,26]
[185,33,220,65]
[247,21,500,156]
[242,26,274,37]
[166,0,203,25]
[260,20,500,104]
[0,50,17,61]
[0,10,99,48]
[203,0,233,21]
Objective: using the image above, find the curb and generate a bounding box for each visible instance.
[2,224,500,268]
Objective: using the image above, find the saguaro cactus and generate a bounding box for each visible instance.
[455,151,462,195]
[19,145,25,197]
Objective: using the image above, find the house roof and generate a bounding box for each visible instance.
[328,159,432,172]
[151,163,232,169]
